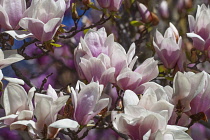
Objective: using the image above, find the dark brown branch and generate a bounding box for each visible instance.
[60,14,112,39]
[38,73,53,93]
[17,39,50,60]
[66,9,88,33]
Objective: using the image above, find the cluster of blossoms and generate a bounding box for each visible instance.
[0,0,210,140]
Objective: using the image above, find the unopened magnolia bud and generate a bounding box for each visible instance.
[137,2,159,25]
[137,2,152,23]
[72,3,79,20]
[159,0,169,19]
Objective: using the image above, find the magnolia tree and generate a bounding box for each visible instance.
[0,0,210,140]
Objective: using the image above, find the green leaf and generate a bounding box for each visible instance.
[130,20,143,26]
[84,29,90,34]
[50,43,62,47]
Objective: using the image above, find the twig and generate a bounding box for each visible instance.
[38,73,53,93]
[11,64,35,88]
[60,14,112,39]
[111,126,131,140]
[18,39,50,60]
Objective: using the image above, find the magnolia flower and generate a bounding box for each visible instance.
[155,125,192,140]
[6,0,66,42]
[172,71,206,112]
[74,28,138,85]
[21,0,66,42]
[137,82,172,101]
[75,28,159,89]
[8,85,75,139]
[74,27,114,80]
[136,82,191,126]
[116,57,159,93]
[78,55,115,85]
[97,0,123,11]
[113,107,168,139]
[187,4,210,50]
[188,72,210,115]
[0,81,34,126]
[153,23,182,69]
[33,85,69,131]
[113,108,167,139]
[123,89,174,122]
[71,81,109,125]
[0,49,24,69]
[112,90,191,139]
[0,0,26,30]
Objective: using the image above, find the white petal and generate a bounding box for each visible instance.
[4,30,34,40]
[49,119,79,131]
[123,90,139,106]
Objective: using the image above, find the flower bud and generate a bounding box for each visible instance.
[137,2,159,25]
[159,0,169,19]
[153,23,182,69]
[187,4,210,51]
[72,3,79,20]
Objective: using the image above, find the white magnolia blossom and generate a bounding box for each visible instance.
[111,89,190,140]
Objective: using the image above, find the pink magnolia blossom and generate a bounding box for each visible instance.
[116,57,159,93]
[113,89,173,139]
[187,4,210,50]
[155,125,192,140]
[5,0,66,42]
[0,0,26,30]
[137,82,191,126]
[8,85,77,139]
[153,23,182,69]
[137,82,172,101]
[74,28,138,85]
[78,55,115,85]
[113,107,167,139]
[20,0,66,42]
[74,28,114,81]
[187,71,210,115]
[172,71,206,112]
[71,81,109,125]
[123,89,174,122]
[112,90,192,139]
[0,81,34,126]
